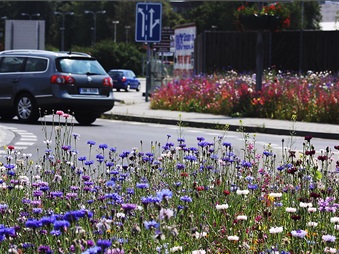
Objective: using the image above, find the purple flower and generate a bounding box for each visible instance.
[87,140,96,146]
[53,220,71,231]
[180,195,192,203]
[322,234,336,242]
[99,144,108,149]
[97,239,112,248]
[121,203,137,212]
[291,229,307,238]
[156,189,173,201]
[136,183,149,189]
[25,219,42,229]
[144,220,159,229]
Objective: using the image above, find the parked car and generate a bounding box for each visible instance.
[0,50,114,125]
[108,69,140,92]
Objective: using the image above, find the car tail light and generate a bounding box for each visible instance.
[51,75,75,84]
[121,76,127,82]
[103,77,113,87]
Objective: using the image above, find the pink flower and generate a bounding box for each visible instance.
[56,110,64,116]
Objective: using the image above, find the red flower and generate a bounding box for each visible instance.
[7,145,15,150]
[223,190,230,195]
[196,186,204,191]
[180,172,189,177]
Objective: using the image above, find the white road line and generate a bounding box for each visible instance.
[15,142,36,146]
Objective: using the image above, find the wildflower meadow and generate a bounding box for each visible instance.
[1,106,339,254]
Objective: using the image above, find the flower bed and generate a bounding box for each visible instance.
[150,70,339,124]
[1,110,339,253]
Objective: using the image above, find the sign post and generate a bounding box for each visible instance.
[135,2,162,102]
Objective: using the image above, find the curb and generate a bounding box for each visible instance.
[102,113,339,140]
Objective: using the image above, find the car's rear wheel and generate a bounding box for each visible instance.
[125,84,130,92]
[15,93,39,123]
[75,114,97,125]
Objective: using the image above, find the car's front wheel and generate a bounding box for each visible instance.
[75,114,97,125]
[136,84,140,92]
[15,93,39,123]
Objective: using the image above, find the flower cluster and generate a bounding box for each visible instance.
[151,70,339,124]
[234,2,291,30]
[1,95,339,252]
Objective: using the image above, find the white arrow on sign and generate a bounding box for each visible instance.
[138,7,146,37]
[149,8,160,38]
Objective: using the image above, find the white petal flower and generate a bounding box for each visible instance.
[269,226,283,233]
[268,193,282,198]
[228,235,239,241]
[236,215,247,221]
[216,204,229,210]
[285,207,297,213]
[330,217,339,223]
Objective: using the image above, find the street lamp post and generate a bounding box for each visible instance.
[112,20,119,43]
[54,11,74,51]
[125,25,130,43]
[84,10,106,45]
[21,13,40,20]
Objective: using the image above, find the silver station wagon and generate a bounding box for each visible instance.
[0,50,114,125]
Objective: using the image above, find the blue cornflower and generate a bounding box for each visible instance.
[180,195,192,203]
[37,245,53,254]
[4,163,15,169]
[106,162,114,168]
[110,147,117,152]
[126,188,134,195]
[87,140,96,146]
[277,165,285,171]
[33,208,43,214]
[263,150,273,156]
[242,161,252,168]
[144,220,159,229]
[184,155,197,162]
[223,142,232,147]
[176,163,185,170]
[53,220,71,230]
[50,191,63,198]
[97,239,112,248]
[96,154,104,163]
[82,246,102,254]
[85,160,94,166]
[50,229,61,236]
[141,195,161,204]
[197,136,205,141]
[248,184,258,190]
[99,144,108,149]
[119,151,130,158]
[40,215,56,226]
[106,180,115,187]
[157,189,173,201]
[25,219,42,229]
[78,156,87,161]
[177,138,185,143]
[136,183,149,189]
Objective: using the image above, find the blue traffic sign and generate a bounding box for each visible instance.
[135,2,162,42]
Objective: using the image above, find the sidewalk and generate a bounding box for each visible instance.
[104,93,339,140]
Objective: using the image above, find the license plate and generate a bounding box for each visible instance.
[79,88,99,95]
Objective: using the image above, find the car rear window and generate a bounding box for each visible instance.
[57,58,107,75]
[109,71,124,78]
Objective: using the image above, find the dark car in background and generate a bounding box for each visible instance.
[0,50,114,125]
[108,69,140,92]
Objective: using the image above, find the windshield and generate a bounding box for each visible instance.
[57,58,107,75]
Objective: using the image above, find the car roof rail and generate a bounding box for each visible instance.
[59,51,92,57]
[0,49,54,55]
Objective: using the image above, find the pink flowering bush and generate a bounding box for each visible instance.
[150,70,339,124]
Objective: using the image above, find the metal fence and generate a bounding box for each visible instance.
[195,30,339,74]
